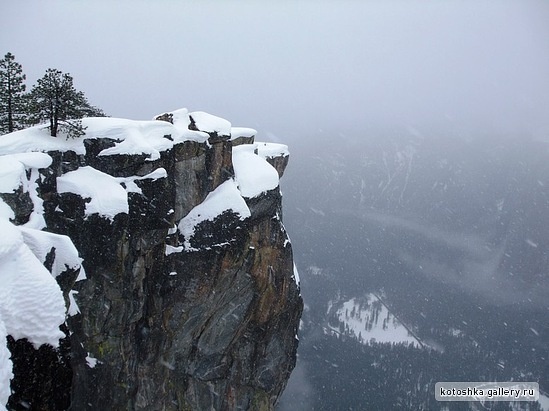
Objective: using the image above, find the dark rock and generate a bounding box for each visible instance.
[264,155,289,179]
[0,186,34,225]
[7,329,72,411]
[232,135,255,146]
[155,113,174,124]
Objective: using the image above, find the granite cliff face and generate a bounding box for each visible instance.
[0,109,302,410]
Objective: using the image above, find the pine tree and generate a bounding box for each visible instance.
[0,52,27,134]
[27,68,105,138]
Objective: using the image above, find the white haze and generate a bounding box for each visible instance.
[1,0,549,141]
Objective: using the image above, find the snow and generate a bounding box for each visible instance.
[0,155,79,406]
[0,155,27,192]
[0,124,89,155]
[232,144,280,198]
[152,107,190,124]
[189,111,231,136]
[230,127,256,140]
[0,219,66,348]
[0,200,14,221]
[117,168,167,194]
[57,166,129,220]
[24,167,47,230]
[255,142,289,159]
[18,227,83,278]
[57,165,167,221]
[68,290,80,316]
[539,393,549,411]
[329,294,420,347]
[178,179,251,250]
[85,354,99,368]
[165,245,183,255]
[7,152,52,169]
[309,207,326,216]
[292,263,301,287]
[0,108,290,409]
[0,109,227,161]
[91,117,178,161]
[0,154,50,229]
[0,154,76,401]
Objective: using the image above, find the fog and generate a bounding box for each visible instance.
[2,0,549,140]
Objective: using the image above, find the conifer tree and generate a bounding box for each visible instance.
[27,68,105,138]
[0,52,27,134]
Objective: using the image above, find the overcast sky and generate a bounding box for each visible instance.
[2,0,549,142]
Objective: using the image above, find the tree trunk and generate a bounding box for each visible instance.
[50,102,57,137]
[7,72,13,132]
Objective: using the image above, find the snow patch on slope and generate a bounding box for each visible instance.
[232,144,279,198]
[328,294,420,347]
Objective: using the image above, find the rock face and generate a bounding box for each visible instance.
[0,109,302,410]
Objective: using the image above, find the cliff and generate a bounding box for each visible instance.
[0,109,302,410]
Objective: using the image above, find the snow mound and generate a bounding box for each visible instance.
[0,153,53,230]
[0,124,89,155]
[178,179,251,250]
[57,166,168,220]
[0,219,66,348]
[57,166,129,220]
[87,115,208,160]
[189,111,232,136]
[231,127,257,140]
[0,155,27,193]
[232,144,280,198]
[0,108,234,161]
[18,227,83,278]
[117,168,168,194]
[255,142,289,159]
[0,153,52,193]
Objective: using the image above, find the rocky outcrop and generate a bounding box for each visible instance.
[0,109,302,410]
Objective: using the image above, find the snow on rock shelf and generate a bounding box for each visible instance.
[178,178,251,250]
[255,142,289,159]
[57,166,130,220]
[189,110,232,137]
[0,108,302,411]
[232,143,280,198]
[230,127,257,141]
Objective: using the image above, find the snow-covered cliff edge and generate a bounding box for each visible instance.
[0,109,302,410]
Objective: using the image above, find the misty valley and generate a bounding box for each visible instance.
[279,130,548,410]
[3,1,549,410]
